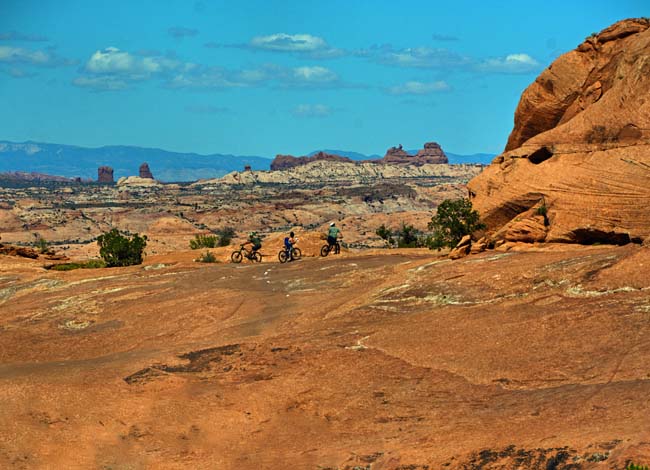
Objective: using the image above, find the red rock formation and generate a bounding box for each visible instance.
[270,152,353,171]
[468,18,650,244]
[139,162,154,179]
[97,166,114,183]
[379,142,448,165]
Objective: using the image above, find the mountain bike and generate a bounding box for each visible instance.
[320,241,341,257]
[278,246,302,263]
[231,245,262,263]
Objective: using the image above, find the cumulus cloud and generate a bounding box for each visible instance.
[477,53,541,74]
[0,31,48,42]
[366,45,472,69]
[388,80,451,95]
[292,66,338,84]
[168,27,199,39]
[221,33,344,59]
[291,104,332,117]
[84,47,183,78]
[72,75,129,91]
[0,45,74,67]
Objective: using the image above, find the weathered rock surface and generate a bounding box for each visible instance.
[116,176,161,187]
[2,245,650,468]
[270,151,353,170]
[202,160,481,186]
[468,18,650,245]
[97,166,114,183]
[139,162,154,179]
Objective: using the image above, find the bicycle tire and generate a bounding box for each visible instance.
[335,242,341,254]
[320,244,330,257]
[292,247,302,260]
[278,250,288,263]
[231,251,243,263]
[253,252,262,263]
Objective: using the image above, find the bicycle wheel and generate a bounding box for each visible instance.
[291,247,302,260]
[231,250,243,263]
[278,250,288,263]
[253,252,262,263]
[320,244,330,257]
[334,243,341,254]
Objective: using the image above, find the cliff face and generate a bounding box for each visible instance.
[468,18,650,244]
[270,152,353,170]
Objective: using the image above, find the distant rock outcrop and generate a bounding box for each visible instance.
[380,142,448,165]
[117,176,161,187]
[139,162,154,179]
[98,166,114,183]
[468,18,650,245]
[271,143,449,170]
[271,152,354,171]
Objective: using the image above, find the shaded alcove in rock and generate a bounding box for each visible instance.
[528,147,553,164]
[571,228,642,246]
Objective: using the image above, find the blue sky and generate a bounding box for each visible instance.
[0,0,646,157]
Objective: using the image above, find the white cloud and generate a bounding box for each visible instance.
[477,53,541,74]
[292,66,338,83]
[388,80,451,95]
[251,33,327,52]
[0,46,51,65]
[371,45,472,69]
[85,47,180,77]
[72,76,129,91]
[291,104,332,117]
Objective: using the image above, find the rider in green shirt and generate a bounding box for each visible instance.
[327,223,341,254]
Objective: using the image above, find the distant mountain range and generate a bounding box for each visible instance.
[0,141,272,182]
[0,141,495,182]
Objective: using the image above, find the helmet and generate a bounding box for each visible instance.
[330,222,335,227]
[290,231,294,237]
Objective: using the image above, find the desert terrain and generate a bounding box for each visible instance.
[1,243,650,469]
[2,16,650,470]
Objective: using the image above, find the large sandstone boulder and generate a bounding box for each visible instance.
[380,142,448,165]
[468,18,650,245]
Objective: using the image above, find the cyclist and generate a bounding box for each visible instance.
[283,231,297,261]
[327,222,341,254]
[243,231,262,257]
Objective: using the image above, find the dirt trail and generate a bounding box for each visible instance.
[1,246,650,469]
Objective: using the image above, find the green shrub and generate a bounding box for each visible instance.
[34,237,50,254]
[216,226,236,246]
[627,464,649,470]
[196,251,217,263]
[190,233,218,249]
[96,229,147,267]
[375,224,394,246]
[536,204,547,216]
[427,198,485,250]
[48,260,106,271]
[396,223,421,248]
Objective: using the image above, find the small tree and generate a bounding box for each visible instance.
[427,198,485,250]
[97,229,147,267]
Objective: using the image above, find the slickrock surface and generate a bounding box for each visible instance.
[468,18,650,244]
[2,244,650,469]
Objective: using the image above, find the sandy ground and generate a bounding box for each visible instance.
[1,244,650,469]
